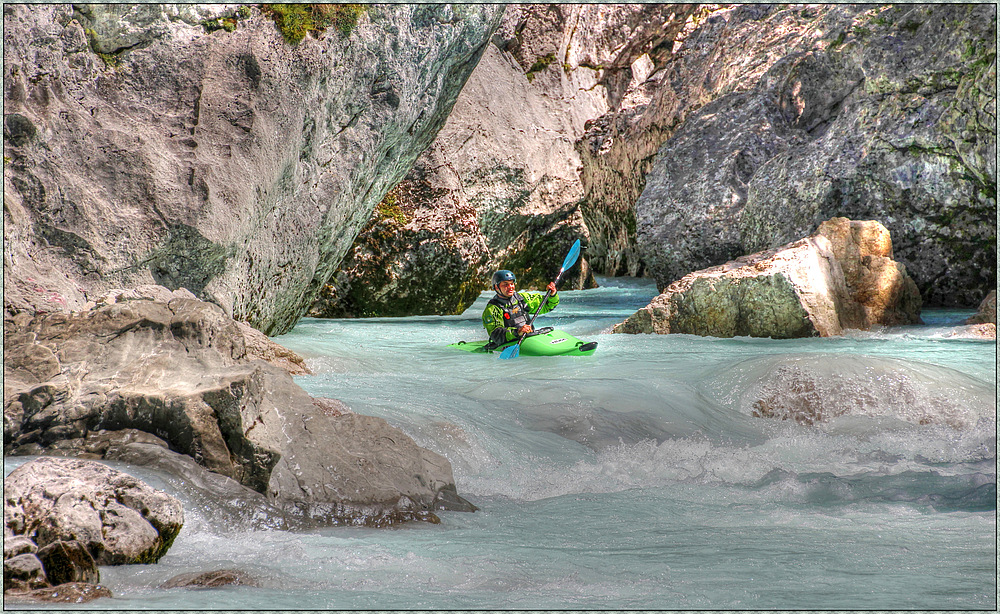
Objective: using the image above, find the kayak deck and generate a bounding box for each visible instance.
[448,327,597,357]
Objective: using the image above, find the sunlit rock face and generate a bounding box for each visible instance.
[613,218,921,338]
[4,457,184,566]
[966,290,997,325]
[3,294,474,525]
[585,4,994,307]
[310,5,695,317]
[3,4,503,334]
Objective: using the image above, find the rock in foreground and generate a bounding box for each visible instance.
[4,457,184,566]
[4,295,475,526]
[613,218,921,338]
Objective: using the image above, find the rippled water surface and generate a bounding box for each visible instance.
[7,278,996,610]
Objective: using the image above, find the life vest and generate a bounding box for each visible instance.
[488,292,531,331]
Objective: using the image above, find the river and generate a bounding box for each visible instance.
[6,277,996,609]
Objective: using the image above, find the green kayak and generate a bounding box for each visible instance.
[448,327,597,357]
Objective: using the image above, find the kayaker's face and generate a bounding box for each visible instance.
[497,280,516,297]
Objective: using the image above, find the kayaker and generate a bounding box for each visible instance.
[482,270,559,347]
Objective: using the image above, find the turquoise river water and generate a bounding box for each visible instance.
[6,278,996,609]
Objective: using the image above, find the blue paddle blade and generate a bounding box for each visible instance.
[562,239,581,272]
[498,343,520,360]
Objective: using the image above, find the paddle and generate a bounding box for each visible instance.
[499,239,581,360]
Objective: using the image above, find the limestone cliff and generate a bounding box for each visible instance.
[309,5,698,317]
[3,4,503,334]
[584,4,994,306]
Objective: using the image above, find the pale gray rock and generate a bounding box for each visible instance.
[4,4,504,334]
[4,536,38,560]
[4,457,183,566]
[579,4,818,278]
[614,219,921,338]
[4,296,475,525]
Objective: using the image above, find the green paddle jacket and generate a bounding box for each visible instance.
[482,291,559,345]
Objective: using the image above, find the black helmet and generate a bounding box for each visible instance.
[491,270,516,290]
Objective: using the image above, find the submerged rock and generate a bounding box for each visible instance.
[161,569,261,589]
[5,582,113,604]
[613,218,921,338]
[723,353,995,428]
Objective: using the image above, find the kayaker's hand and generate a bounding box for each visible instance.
[547,281,557,295]
[518,324,533,336]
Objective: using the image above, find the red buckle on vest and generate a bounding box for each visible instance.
[503,313,510,320]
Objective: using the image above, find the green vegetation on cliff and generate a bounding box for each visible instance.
[262,4,368,44]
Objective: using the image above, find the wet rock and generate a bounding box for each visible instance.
[4,552,48,592]
[945,323,997,340]
[7,582,113,604]
[35,541,99,586]
[4,296,475,526]
[4,457,184,565]
[725,354,995,428]
[161,569,261,589]
[614,219,921,338]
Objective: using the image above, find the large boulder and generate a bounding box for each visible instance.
[3,295,475,525]
[309,5,700,317]
[3,4,504,334]
[630,4,995,306]
[613,218,921,338]
[4,457,183,566]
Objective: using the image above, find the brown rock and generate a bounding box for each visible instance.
[614,218,921,338]
[7,582,112,603]
[35,541,99,586]
[966,290,997,325]
[160,569,260,589]
[4,553,48,592]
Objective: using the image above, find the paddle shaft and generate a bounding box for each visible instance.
[513,266,569,345]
